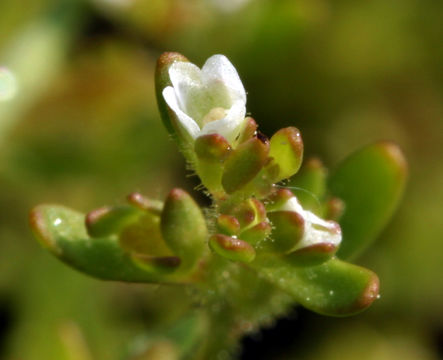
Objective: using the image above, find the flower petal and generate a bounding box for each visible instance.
[168,61,202,113]
[162,86,201,139]
[200,100,246,144]
[202,55,246,104]
[279,196,342,250]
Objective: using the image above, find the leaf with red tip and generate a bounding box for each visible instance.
[257,257,380,316]
[29,205,186,283]
[329,142,407,259]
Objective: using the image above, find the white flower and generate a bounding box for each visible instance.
[279,196,342,250]
[162,55,247,145]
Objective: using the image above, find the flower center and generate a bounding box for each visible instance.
[201,107,228,127]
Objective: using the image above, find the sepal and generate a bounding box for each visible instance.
[269,127,303,181]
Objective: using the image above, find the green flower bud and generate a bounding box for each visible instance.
[209,234,256,263]
[269,127,303,181]
[239,221,272,245]
[228,197,266,229]
[216,214,241,236]
[161,189,207,271]
[222,136,270,194]
[265,211,305,253]
[237,117,257,144]
[284,243,338,267]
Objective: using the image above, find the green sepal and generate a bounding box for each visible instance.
[228,198,266,229]
[269,127,303,181]
[29,205,186,283]
[265,188,294,212]
[237,117,257,144]
[209,234,256,263]
[161,189,207,271]
[216,214,240,236]
[194,134,231,162]
[329,142,407,260]
[239,221,272,245]
[194,134,232,193]
[155,52,195,160]
[284,243,338,267]
[222,136,270,194]
[265,211,305,253]
[287,157,327,213]
[85,205,141,238]
[256,257,379,316]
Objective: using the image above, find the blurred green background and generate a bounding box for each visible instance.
[0,0,442,359]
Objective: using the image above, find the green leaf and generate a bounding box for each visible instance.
[329,142,407,259]
[256,257,379,316]
[29,205,184,283]
[161,189,208,271]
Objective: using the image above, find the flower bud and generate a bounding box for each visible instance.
[239,221,272,245]
[209,234,256,263]
[217,214,241,236]
[266,211,305,253]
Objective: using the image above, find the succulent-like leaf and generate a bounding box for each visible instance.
[161,189,207,271]
[256,257,379,316]
[29,205,184,283]
[329,142,407,259]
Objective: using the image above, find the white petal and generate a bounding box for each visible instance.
[199,100,246,144]
[201,55,246,104]
[279,196,342,250]
[168,61,202,113]
[162,86,201,139]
